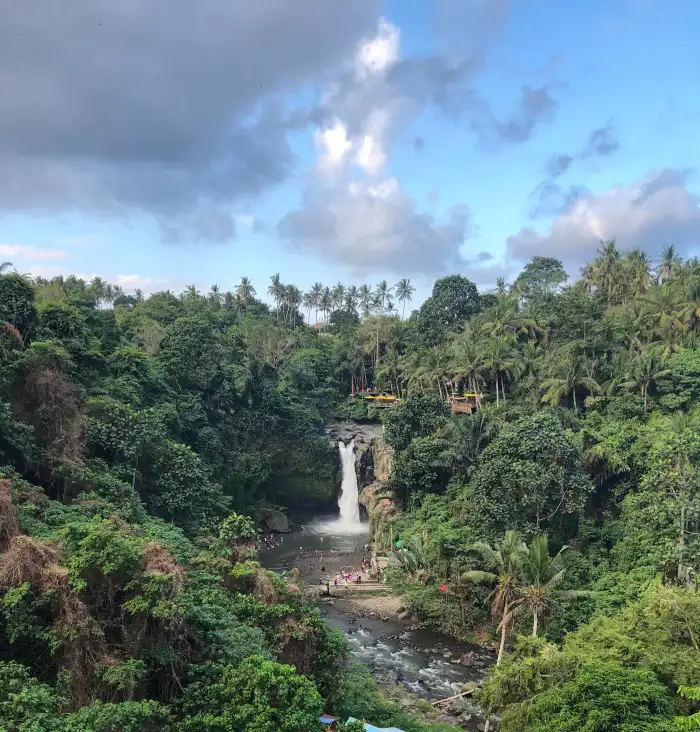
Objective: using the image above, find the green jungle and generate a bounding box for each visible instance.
[1,242,700,731]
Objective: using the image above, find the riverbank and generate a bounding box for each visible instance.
[260,522,492,730]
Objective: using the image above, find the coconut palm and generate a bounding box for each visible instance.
[331,282,346,312]
[481,336,519,406]
[463,531,526,663]
[357,284,372,317]
[625,248,652,298]
[208,284,222,306]
[285,285,302,328]
[658,244,682,283]
[541,353,602,410]
[268,274,284,317]
[395,278,415,318]
[621,345,670,410]
[593,239,622,304]
[641,284,686,352]
[302,292,315,325]
[375,280,392,311]
[134,288,144,303]
[319,289,332,323]
[450,325,485,402]
[508,535,584,636]
[0,261,13,274]
[309,282,324,324]
[185,284,200,299]
[494,277,508,298]
[236,277,256,307]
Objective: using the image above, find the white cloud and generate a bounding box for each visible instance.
[0,244,69,261]
[355,18,400,79]
[280,18,474,274]
[507,169,700,274]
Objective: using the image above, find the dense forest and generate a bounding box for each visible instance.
[1,240,700,730]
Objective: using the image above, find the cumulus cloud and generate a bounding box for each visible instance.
[279,10,561,274]
[279,179,471,275]
[279,20,474,274]
[509,169,700,275]
[0,244,69,261]
[0,0,379,241]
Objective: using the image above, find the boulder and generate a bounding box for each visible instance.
[397,610,411,620]
[255,508,290,533]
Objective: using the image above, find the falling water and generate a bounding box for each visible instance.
[336,439,364,532]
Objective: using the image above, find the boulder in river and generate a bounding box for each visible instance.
[255,507,290,533]
[459,651,480,667]
[397,610,411,620]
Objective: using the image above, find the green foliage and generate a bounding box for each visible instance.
[411,275,485,347]
[467,411,592,538]
[177,655,324,732]
[514,662,675,732]
[383,392,450,452]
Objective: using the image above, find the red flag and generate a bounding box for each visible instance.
[439,584,449,593]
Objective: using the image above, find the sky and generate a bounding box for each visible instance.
[1,0,699,308]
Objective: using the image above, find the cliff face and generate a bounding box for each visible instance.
[326,421,398,546]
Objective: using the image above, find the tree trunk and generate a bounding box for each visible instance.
[495,376,499,406]
[532,611,539,637]
[497,602,509,664]
[573,388,577,411]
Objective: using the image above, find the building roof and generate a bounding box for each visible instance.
[320,715,339,724]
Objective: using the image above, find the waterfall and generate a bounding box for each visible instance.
[336,439,363,532]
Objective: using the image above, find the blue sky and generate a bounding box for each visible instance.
[1,0,699,309]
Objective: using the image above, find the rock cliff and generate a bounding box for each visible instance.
[326,421,399,546]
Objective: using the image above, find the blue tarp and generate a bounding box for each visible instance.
[346,718,406,732]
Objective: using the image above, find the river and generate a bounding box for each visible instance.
[261,514,491,729]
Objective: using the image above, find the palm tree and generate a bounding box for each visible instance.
[208,284,222,306]
[184,284,200,299]
[268,274,284,318]
[134,288,144,303]
[621,345,670,410]
[408,347,450,399]
[494,277,508,298]
[0,261,13,274]
[357,284,372,317]
[641,284,686,352]
[375,281,392,311]
[658,244,682,283]
[624,248,652,298]
[481,336,519,406]
[541,353,602,410]
[319,289,332,324]
[285,285,302,328]
[302,292,315,325]
[594,239,622,305]
[331,282,346,312]
[451,325,485,403]
[395,278,415,318]
[309,282,324,324]
[463,531,526,663]
[236,277,255,308]
[508,535,583,636]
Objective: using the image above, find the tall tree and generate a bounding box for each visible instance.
[395,278,415,318]
[236,277,256,308]
[463,531,526,663]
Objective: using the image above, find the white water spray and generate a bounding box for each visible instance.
[336,439,364,532]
